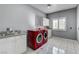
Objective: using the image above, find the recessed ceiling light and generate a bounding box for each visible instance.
[47,4,52,8]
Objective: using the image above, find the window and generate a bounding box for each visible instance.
[59,17,66,30]
[43,18,49,26]
[52,17,66,31]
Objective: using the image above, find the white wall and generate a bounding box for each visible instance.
[0,4,45,31]
[48,8,77,40]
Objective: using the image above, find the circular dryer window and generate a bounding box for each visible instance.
[44,32,47,40]
[36,33,43,43]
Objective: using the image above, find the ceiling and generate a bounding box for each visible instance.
[30,4,77,14]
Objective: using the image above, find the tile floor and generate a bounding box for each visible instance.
[51,37,79,54]
[24,36,79,54]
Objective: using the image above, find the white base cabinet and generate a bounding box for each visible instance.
[48,29,52,38]
[0,35,27,54]
[0,38,9,54]
[15,35,26,54]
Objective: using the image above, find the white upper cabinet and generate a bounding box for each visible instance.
[43,17,49,26]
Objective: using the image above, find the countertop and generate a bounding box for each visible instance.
[0,32,26,39]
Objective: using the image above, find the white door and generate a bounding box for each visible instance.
[77,5,79,41]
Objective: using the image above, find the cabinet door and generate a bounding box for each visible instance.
[48,29,52,38]
[6,37,16,54]
[0,35,27,54]
[0,38,8,54]
[15,35,26,53]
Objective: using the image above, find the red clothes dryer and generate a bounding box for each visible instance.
[27,29,44,50]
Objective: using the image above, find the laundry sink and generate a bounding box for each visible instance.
[0,31,21,38]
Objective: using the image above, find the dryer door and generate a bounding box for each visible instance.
[36,33,43,43]
[44,32,48,40]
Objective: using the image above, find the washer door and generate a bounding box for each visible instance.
[44,32,47,40]
[36,33,43,43]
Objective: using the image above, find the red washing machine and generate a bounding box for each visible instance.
[27,28,44,50]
